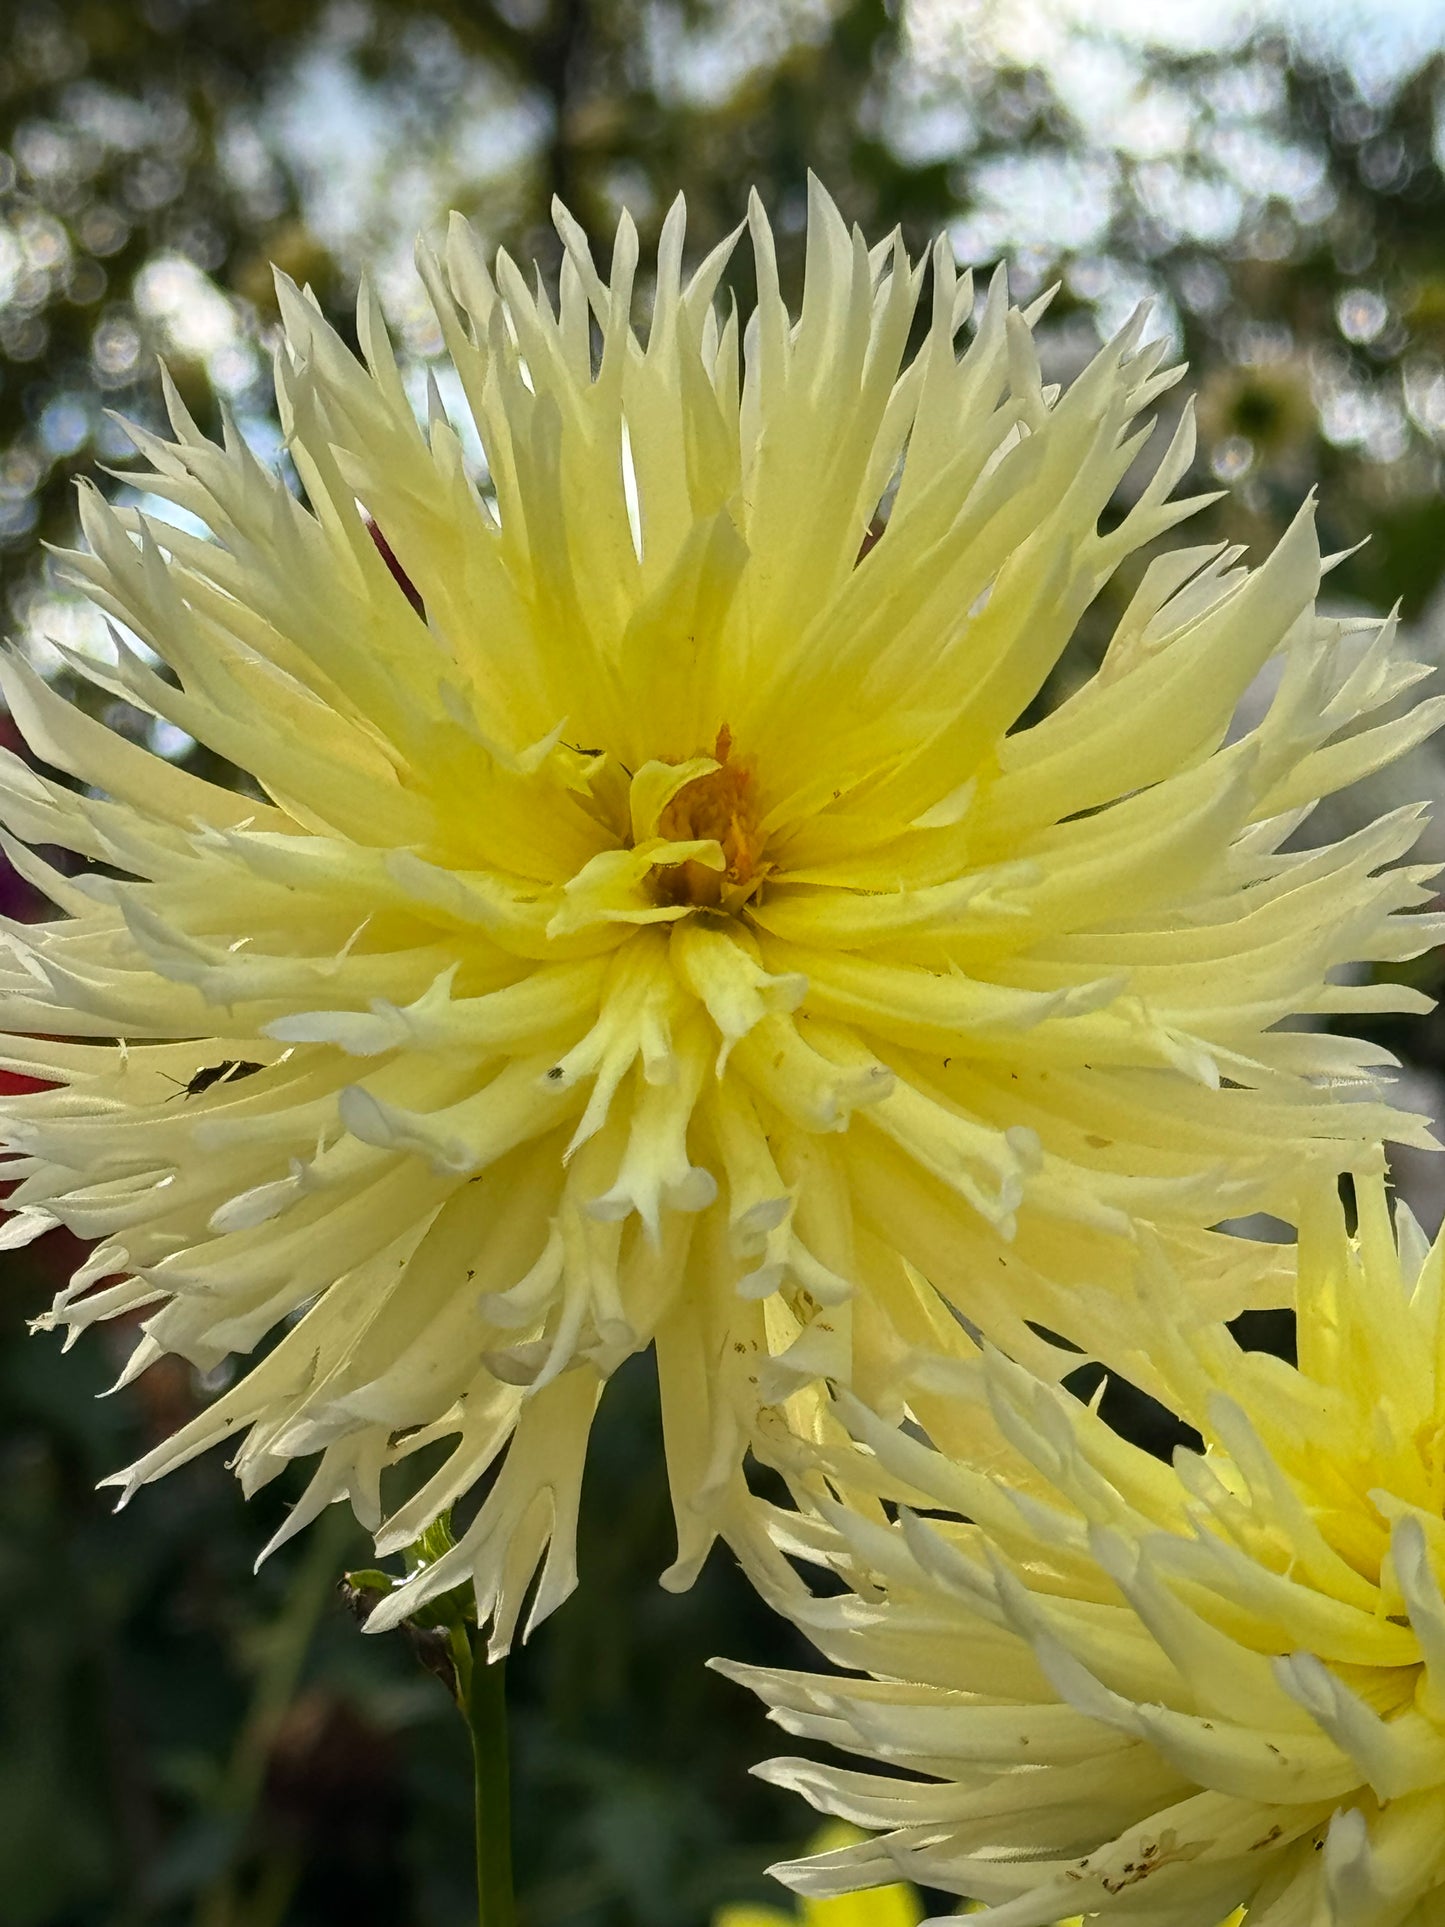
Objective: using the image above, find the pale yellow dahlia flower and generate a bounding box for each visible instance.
[0,182,1439,1644]
[726,1181,1445,1926]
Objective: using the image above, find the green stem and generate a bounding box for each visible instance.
[462,1633,515,1927]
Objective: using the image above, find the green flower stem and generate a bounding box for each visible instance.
[356,1514,513,1925]
[453,1627,515,1927]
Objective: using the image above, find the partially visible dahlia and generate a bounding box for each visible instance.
[0,180,1438,1644]
[727,1180,1445,1926]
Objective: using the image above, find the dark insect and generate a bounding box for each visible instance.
[169,1059,265,1099]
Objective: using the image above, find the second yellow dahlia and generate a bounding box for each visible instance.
[729,1181,1445,1926]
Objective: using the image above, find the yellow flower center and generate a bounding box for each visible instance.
[653,725,768,911]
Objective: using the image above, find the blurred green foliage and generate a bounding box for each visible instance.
[5,2,1445,1922]
[2,1238,812,1927]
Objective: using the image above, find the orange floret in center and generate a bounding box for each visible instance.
[655,725,768,910]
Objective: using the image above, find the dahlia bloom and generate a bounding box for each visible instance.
[727,1181,1445,1926]
[0,182,1438,1643]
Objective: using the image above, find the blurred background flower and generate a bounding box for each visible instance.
[5,2,1445,1923]
[715,1822,922,1927]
